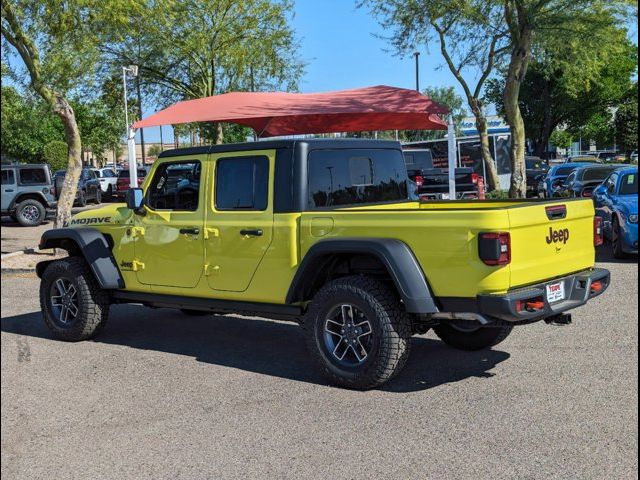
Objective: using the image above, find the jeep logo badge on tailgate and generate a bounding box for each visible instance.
[546,227,570,244]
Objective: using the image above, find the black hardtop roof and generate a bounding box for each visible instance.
[158,138,402,158]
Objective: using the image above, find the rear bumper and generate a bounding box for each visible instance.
[477,268,610,322]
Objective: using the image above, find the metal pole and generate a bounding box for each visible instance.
[447,116,457,200]
[127,127,138,188]
[414,52,420,91]
[122,67,129,135]
[136,75,146,164]
[159,126,163,152]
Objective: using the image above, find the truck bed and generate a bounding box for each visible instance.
[301,198,596,298]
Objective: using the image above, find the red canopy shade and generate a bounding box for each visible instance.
[133,85,449,137]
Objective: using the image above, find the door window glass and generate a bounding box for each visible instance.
[146,161,201,211]
[2,170,15,185]
[18,168,47,185]
[215,156,269,210]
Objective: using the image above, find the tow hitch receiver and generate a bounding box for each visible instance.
[545,313,572,326]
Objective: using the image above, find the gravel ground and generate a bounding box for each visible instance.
[1,248,637,480]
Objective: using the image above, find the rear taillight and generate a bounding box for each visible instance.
[478,232,511,266]
[137,177,144,185]
[471,173,479,184]
[414,175,424,187]
[594,216,604,246]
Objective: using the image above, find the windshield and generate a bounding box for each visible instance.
[582,168,618,181]
[619,173,638,195]
[118,169,147,178]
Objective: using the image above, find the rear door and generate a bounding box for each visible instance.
[204,150,274,292]
[507,200,595,288]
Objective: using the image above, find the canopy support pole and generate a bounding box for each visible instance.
[447,116,457,200]
[128,127,138,188]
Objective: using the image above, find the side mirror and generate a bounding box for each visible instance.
[126,188,145,212]
[593,185,606,197]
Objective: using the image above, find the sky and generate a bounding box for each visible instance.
[145,0,463,144]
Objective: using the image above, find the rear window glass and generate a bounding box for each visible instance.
[582,168,617,181]
[308,149,409,208]
[403,150,433,169]
[18,168,48,185]
[1,170,14,185]
[118,169,147,178]
[619,173,638,195]
[215,156,269,210]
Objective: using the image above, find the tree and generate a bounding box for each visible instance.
[42,140,68,172]
[1,0,99,226]
[549,129,573,151]
[501,0,634,197]
[403,86,467,142]
[1,86,64,162]
[361,0,507,189]
[615,85,639,154]
[485,36,637,157]
[103,0,304,144]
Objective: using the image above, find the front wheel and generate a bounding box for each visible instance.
[94,188,102,204]
[40,257,110,341]
[433,322,513,351]
[303,275,411,390]
[612,218,628,259]
[15,199,46,226]
[77,190,87,207]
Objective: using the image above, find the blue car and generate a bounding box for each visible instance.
[538,163,592,198]
[593,166,638,258]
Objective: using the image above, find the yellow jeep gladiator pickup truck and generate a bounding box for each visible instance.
[37,139,610,389]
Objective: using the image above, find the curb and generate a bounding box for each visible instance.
[1,268,36,275]
[0,250,26,260]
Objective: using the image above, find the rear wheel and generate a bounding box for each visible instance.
[77,189,87,207]
[303,275,411,390]
[15,199,46,227]
[433,322,513,351]
[95,188,102,204]
[40,257,110,341]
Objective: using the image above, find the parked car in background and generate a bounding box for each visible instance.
[403,149,482,200]
[630,151,638,164]
[114,167,150,199]
[597,152,618,163]
[1,163,56,226]
[560,164,623,198]
[593,166,638,258]
[538,163,591,198]
[54,168,102,206]
[525,156,549,198]
[91,167,118,200]
[564,155,601,164]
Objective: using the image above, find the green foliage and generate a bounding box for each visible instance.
[1,86,64,162]
[485,190,510,200]
[550,129,573,150]
[147,144,163,157]
[73,99,123,159]
[42,140,68,172]
[403,86,466,141]
[615,85,639,153]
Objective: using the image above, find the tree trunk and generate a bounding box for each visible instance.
[215,122,224,145]
[53,94,83,227]
[504,30,533,198]
[471,102,501,190]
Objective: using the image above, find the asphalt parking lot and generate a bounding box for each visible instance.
[1,248,637,480]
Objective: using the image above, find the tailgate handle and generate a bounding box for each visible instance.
[545,205,567,220]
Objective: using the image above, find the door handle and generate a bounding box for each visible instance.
[179,227,200,235]
[240,229,263,237]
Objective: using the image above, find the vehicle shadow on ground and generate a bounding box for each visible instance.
[596,245,638,264]
[1,307,510,393]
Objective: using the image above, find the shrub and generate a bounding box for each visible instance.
[485,189,510,200]
[42,140,68,172]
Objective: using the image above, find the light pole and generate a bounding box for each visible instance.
[122,65,138,187]
[413,52,420,91]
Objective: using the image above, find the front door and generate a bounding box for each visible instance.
[134,158,206,288]
[205,151,274,292]
[1,169,16,210]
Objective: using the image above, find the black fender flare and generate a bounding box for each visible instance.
[36,228,124,289]
[9,192,49,211]
[286,238,439,314]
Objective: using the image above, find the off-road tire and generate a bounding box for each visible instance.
[180,309,211,316]
[433,323,513,351]
[40,257,110,341]
[106,184,113,200]
[15,199,46,227]
[77,189,87,207]
[95,188,102,204]
[303,275,411,390]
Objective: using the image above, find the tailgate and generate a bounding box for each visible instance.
[508,199,595,288]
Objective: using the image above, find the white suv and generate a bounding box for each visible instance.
[91,168,118,199]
